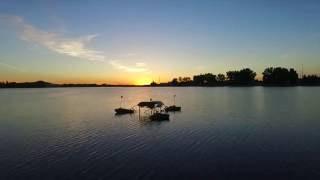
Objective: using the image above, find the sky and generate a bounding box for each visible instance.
[0,0,320,85]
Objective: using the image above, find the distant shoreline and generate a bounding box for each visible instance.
[2,67,320,88]
[1,80,320,88]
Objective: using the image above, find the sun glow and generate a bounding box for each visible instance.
[134,77,152,85]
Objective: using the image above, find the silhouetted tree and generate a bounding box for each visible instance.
[182,77,191,83]
[150,81,158,86]
[289,68,298,84]
[170,78,178,86]
[226,71,238,82]
[177,77,191,83]
[171,77,192,85]
[226,68,256,84]
[262,67,274,83]
[239,68,256,82]
[263,67,298,85]
[193,73,217,86]
[217,74,226,82]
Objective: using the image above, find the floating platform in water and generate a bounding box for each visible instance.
[149,112,170,121]
[165,105,181,112]
[115,108,134,115]
[114,98,180,120]
[137,101,164,109]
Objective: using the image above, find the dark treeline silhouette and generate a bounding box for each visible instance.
[1,67,320,88]
[0,81,58,88]
[163,68,257,86]
[153,67,320,86]
[262,67,298,85]
[226,68,257,85]
[0,81,140,88]
[169,77,193,86]
[193,73,218,86]
[301,75,320,85]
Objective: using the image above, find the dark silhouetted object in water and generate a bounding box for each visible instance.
[115,108,134,115]
[137,101,164,109]
[114,96,134,115]
[149,112,169,121]
[165,95,181,112]
[137,100,170,121]
[165,106,181,112]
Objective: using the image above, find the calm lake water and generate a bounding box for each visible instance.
[1,87,320,179]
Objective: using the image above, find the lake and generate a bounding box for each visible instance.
[0,87,320,179]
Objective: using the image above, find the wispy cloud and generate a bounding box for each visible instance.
[1,15,151,73]
[2,15,105,62]
[109,61,149,73]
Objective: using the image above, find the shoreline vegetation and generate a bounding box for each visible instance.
[1,67,320,88]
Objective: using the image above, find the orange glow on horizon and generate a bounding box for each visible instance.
[134,77,153,85]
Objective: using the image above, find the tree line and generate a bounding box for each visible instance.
[151,67,320,86]
[0,81,109,88]
[1,67,320,88]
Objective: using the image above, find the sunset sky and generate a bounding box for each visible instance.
[1,0,320,85]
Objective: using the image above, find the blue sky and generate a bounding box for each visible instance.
[1,0,320,84]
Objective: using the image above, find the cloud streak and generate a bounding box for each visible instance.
[1,15,151,73]
[109,61,149,73]
[4,15,105,61]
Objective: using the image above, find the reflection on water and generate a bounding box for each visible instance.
[0,87,320,179]
[115,110,171,127]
